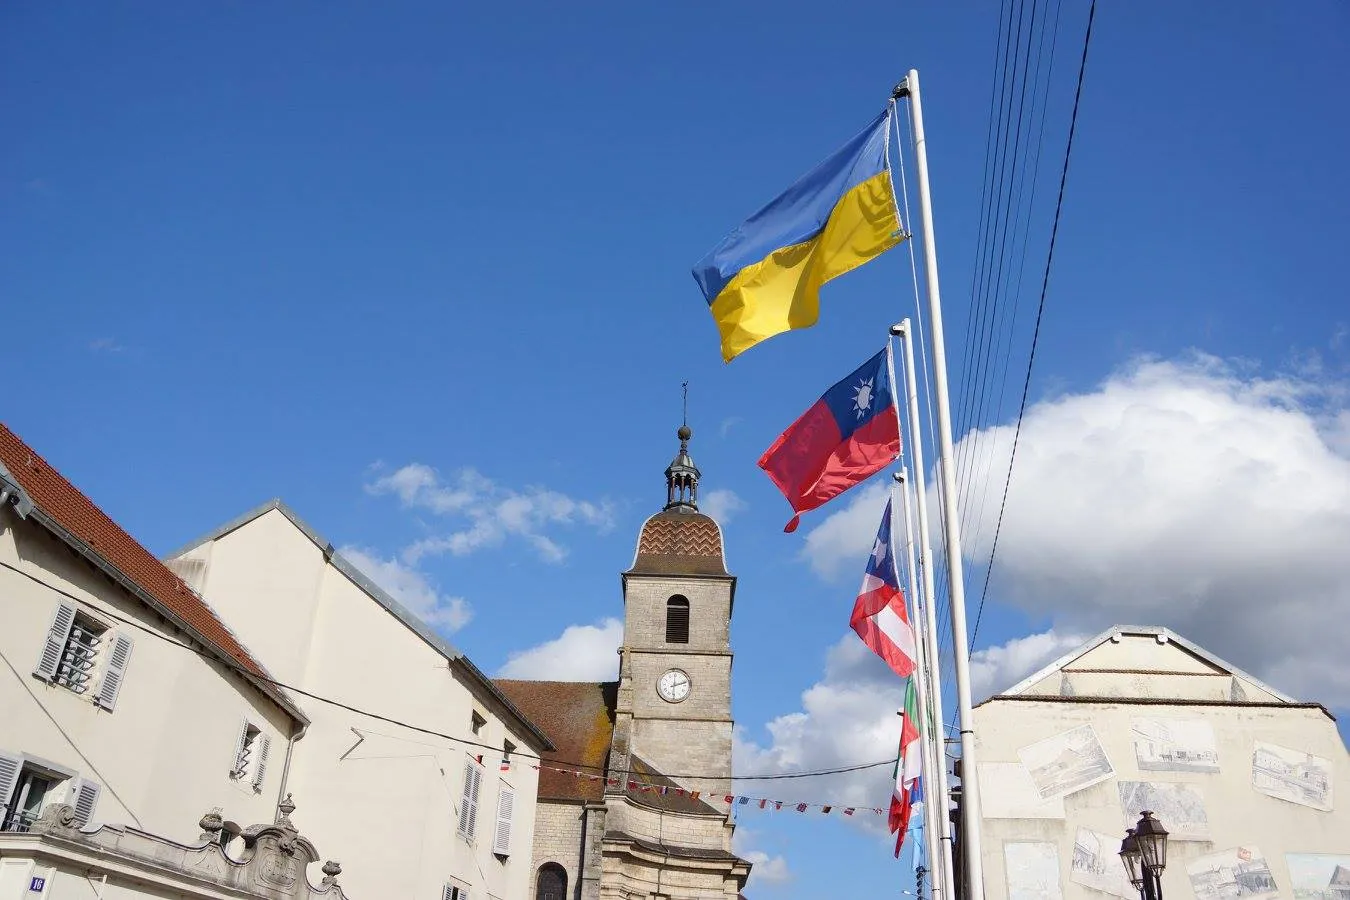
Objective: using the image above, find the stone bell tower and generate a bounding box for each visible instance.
[612,424,736,796]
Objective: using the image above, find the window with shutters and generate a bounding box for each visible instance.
[492,786,514,856]
[0,753,96,833]
[456,759,482,841]
[665,595,690,644]
[228,722,272,792]
[33,603,133,711]
[535,864,567,900]
[441,883,470,900]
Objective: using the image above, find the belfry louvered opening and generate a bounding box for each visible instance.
[665,596,690,644]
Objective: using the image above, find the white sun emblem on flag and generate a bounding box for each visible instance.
[852,377,874,419]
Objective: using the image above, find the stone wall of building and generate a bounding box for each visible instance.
[529,800,585,895]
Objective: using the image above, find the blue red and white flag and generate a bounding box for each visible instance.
[850,498,916,678]
[758,347,900,532]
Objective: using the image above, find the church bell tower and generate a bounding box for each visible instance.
[613,424,736,795]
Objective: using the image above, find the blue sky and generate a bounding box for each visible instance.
[4,2,1349,896]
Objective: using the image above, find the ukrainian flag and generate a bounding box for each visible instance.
[692,109,905,362]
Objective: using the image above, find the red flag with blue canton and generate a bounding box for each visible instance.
[850,497,917,678]
[758,347,900,532]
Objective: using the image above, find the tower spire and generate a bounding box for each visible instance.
[665,383,700,512]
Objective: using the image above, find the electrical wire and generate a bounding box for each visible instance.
[1,556,893,784]
[969,0,1097,647]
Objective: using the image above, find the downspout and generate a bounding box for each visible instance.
[576,802,588,897]
[277,722,307,812]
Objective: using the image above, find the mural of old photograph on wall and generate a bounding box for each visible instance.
[1251,742,1334,812]
[1118,781,1211,841]
[979,762,1066,820]
[1131,717,1220,773]
[1186,846,1278,900]
[1069,827,1135,900]
[1005,841,1062,900]
[1018,724,1114,801]
[1284,853,1350,900]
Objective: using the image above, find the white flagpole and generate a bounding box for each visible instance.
[896,68,986,897]
[892,319,957,898]
[891,468,944,900]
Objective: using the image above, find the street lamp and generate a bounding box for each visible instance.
[1119,812,1169,900]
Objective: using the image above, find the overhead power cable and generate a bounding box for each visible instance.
[1,557,892,784]
[969,0,1097,647]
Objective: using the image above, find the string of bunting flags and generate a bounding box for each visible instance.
[496,758,886,816]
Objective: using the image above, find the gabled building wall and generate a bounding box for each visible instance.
[972,629,1350,900]
[174,506,546,900]
[0,505,296,842]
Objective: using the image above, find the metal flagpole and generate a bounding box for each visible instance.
[894,68,986,897]
[892,319,957,898]
[892,468,944,900]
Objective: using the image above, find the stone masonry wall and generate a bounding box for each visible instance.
[530,800,585,897]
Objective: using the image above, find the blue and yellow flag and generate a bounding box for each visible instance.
[692,109,905,362]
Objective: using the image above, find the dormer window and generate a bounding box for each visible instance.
[665,596,690,644]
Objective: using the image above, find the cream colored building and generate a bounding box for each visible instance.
[497,427,751,900]
[0,425,350,899]
[168,500,553,900]
[971,625,1350,900]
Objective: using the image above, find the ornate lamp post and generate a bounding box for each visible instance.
[1119,811,1169,900]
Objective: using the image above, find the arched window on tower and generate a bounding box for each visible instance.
[666,595,690,644]
[536,863,567,900]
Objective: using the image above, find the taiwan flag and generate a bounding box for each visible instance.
[758,347,900,532]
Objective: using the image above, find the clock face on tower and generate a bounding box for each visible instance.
[657,668,691,703]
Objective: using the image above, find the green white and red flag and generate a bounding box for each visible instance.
[889,677,923,858]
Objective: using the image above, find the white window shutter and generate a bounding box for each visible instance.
[230,720,250,777]
[492,787,514,855]
[457,889,469,900]
[441,886,454,900]
[95,633,133,711]
[71,778,101,827]
[252,735,271,791]
[0,750,22,820]
[35,603,77,681]
[468,766,482,836]
[457,761,481,838]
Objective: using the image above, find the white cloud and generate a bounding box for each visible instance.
[700,488,747,524]
[366,463,615,564]
[806,354,1350,707]
[969,629,1087,702]
[734,635,906,825]
[734,629,1082,836]
[743,851,793,886]
[800,482,890,579]
[88,337,125,353]
[497,618,623,681]
[338,546,473,632]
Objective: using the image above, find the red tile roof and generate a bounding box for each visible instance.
[494,680,617,802]
[627,510,729,577]
[0,423,282,700]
